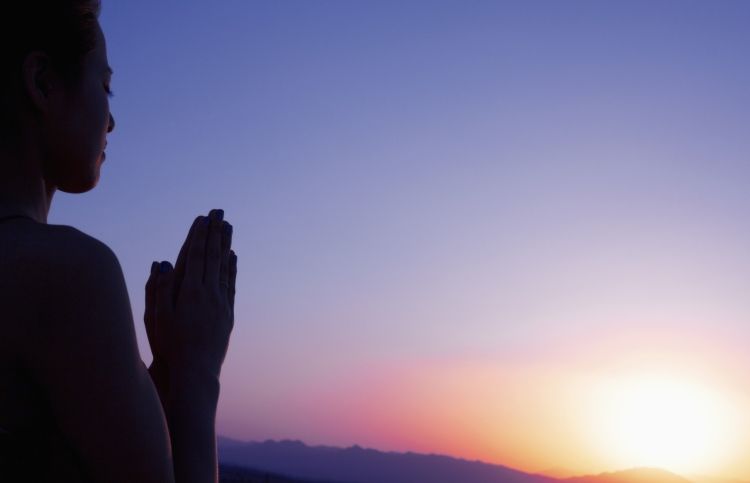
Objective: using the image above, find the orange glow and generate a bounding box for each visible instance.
[219,338,750,480]
[588,374,741,475]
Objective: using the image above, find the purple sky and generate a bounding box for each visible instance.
[51,1,750,477]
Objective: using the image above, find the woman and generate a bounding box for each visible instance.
[0,1,237,482]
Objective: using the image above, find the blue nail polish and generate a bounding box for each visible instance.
[159,261,170,273]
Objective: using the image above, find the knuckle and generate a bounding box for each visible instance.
[209,287,223,303]
[182,282,201,298]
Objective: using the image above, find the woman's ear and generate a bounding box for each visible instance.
[22,51,56,112]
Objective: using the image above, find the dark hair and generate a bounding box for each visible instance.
[3,0,101,75]
[1,0,101,138]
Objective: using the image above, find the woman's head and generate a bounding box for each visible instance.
[1,0,115,193]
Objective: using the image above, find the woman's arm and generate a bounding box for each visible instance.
[24,219,236,483]
[22,228,175,482]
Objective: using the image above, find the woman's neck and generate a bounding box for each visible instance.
[0,145,55,224]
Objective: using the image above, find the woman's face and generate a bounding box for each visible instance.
[44,21,115,193]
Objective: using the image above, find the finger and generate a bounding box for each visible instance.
[228,250,237,311]
[144,261,159,346]
[155,261,175,328]
[184,215,209,283]
[174,216,202,296]
[204,209,224,284]
[219,221,233,291]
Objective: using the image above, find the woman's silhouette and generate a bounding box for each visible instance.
[0,1,237,482]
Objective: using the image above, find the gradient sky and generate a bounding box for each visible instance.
[52,0,750,478]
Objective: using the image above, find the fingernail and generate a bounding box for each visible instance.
[159,261,170,273]
[151,261,158,274]
[215,209,224,221]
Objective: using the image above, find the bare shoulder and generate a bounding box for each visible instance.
[0,222,127,346]
[1,221,118,276]
[12,221,133,338]
[0,222,174,482]
[8,222,119,273]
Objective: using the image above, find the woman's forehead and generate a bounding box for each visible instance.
[88,22,110,70]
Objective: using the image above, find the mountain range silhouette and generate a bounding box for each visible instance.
[217,437,731,483]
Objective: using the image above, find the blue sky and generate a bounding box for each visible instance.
[51,1,750,476]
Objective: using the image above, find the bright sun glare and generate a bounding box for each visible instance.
[597,375,736,475]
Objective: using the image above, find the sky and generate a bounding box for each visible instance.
[52,0,750,479]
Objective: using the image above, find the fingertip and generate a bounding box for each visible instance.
[184,216,202,238]
[221,223,232,254]
[150,261,159,275]
[159,261,173,273]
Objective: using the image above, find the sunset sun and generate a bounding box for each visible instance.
[598,375,736,475]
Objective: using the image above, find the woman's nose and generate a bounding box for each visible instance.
[107,113,116,133]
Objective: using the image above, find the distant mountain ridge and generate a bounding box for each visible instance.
[218,437,742,483]
[218,437,556,483]
[567,468,693,483]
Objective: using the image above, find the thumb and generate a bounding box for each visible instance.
[155,261,175,326]
[144,261,159,347]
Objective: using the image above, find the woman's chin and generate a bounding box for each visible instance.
[57,171,101,194]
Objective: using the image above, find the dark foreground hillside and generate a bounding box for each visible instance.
[220,463,349,483]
